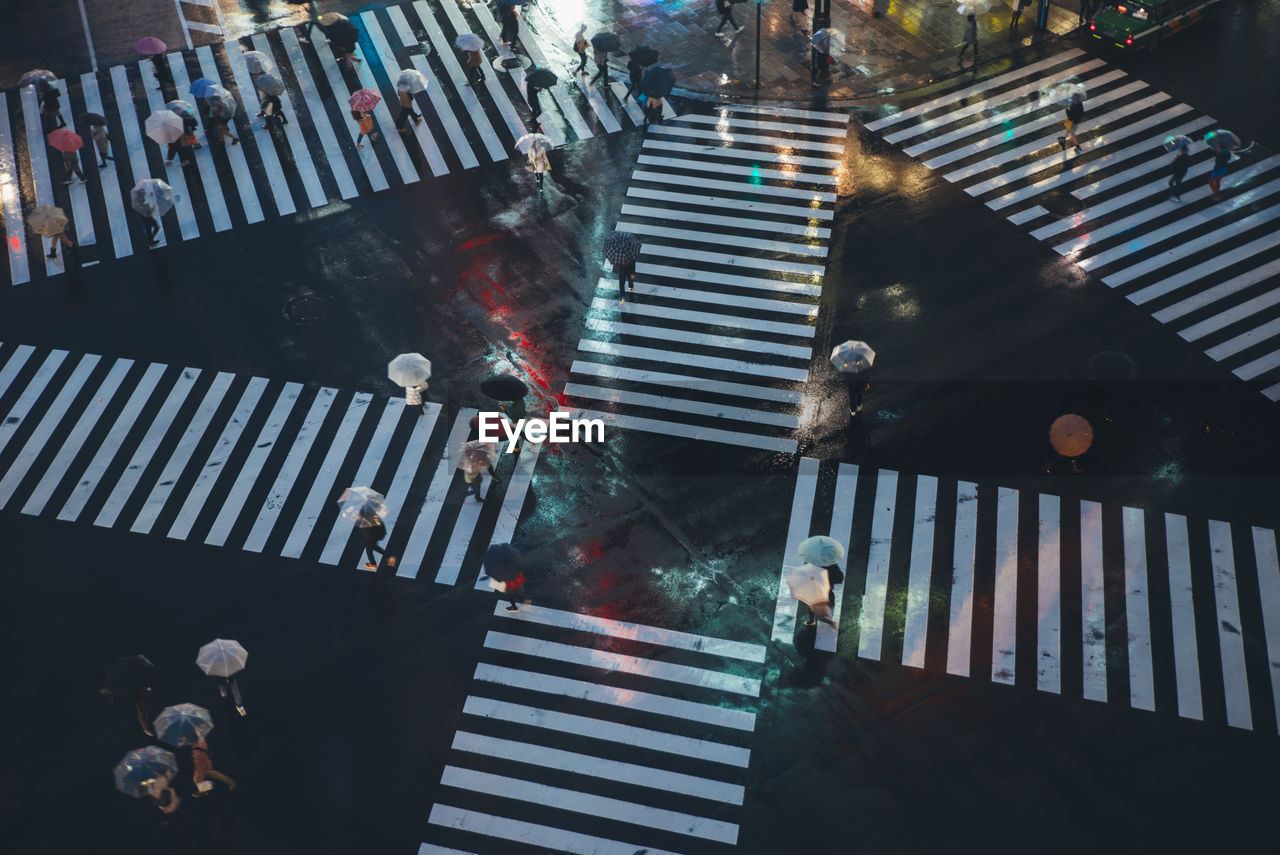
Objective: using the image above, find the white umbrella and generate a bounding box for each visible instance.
[395,68,429,94]
[337,486,389,524]
[153,703,214,747]
[787,563,830,608]
[455,33,484,52]
[957,0,995,13]
[387,352,432,387]
[243,50,275,75]
[1038,79,1087,107]
[195,639,248,678]
[145,110,184,145]
[458,440,499,476]
[830,340,875,374]
[514,132,552,154]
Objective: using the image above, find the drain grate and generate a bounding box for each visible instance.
[283,293,332,325]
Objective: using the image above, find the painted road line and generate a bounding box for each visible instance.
[473,663,756,731]
[313,35,390,193]
[482,631,760,696]
[1179,279,1280,342]
[0,350,71,461]
[347,18,428,181]
[1263,382,1280,402]
[614,220,826,258]
[317,397,403,564]
[858,469,897,661]
[0,353,101,508]
[51,79,96,253]
[723,102,847,123]
[495,602,767,662]
[407,408,475,581]
[393,18,481,170]
[242,387,337,552]
[19,85,62,277]
[564,383,796,428]
[469,5,567,148]
[279,392,372,558]
[637,151,841,186]
[816,462,858,653]
[110,65,167,246]
[621,201,832,239]
[596,277,818,316]
[642,137,841,171]
[464,695,750,766]
[140,66,199,240]
[166,55,233,232]
[678,112,847,139]
[991,487,1019,685]
[1080,500,1108,703]
[946,481,978,678]
[473,438,542,584]
[360,11,447,177]
[583,317,811,359]
[568,407,797,453]
[901,474,938,669]
[570,359,801,404]
[452,730,744,804]
[456,0,543,143]
[224,41,296,216]
[593,294,813,337]
[1007,205,1049,226]
[1036,494,1061,694]
[1164,513,1202,720]
[1206,316,1280,363]
[203,382,301,545]
[1249,527,1280,733]
[21,359,134,516]
[129,371,235,534]
[196,47,267,222]
[1130,230,1280,309]
[636,261,822,297]
[607,80,643,126]
[627,185,834,222]
[427,804,682,855]
[1208,519,1252,730]
[79,73,133,259]
[419,845,476,855]
[0,95,31,285]
[57,362,165,522]
[0,345,35,394]
[442,478,486,585]
[516,12,594,140]
[93,368,201,529]
[359,401,442,571]
[277,29,358,200]
[1234,349,1280,383]
[649,123,844,154]
[773,457,820,642]
[428,0,525,144]
[631,169,837,204]
[166,376,268,540]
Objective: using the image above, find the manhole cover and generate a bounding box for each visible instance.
[1200,418,1258,449]
[283,293,332,325]
[493,55,532,73]
[1040,190,1084,217]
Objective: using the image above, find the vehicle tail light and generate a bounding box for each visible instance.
[1117,4,1126,11]
[1125,33,1133,45]
[1089,21,1096,30]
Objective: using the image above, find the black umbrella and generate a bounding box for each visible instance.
[640,65,676,98]
[1086,351,1137,381]
[591,32,621,52]
[602,230,642,264]
[629,45,659,66]
[526,67,558,89]
[480,375,528,402]
[483,543,524,582]
[326,19,359,47]
[80,112,108,126]
[101,655,155,702]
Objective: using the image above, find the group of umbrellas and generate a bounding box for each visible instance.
[1163,128,1248,154]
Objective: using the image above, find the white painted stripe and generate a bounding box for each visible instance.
[774,457,819,642]
[483,436,541,552]
[474,662,756,730]
[636,152,839,186]
[441,475,487,583]
[1036,494,1061,694]
[1206,316,1280,362]
[140,63,200,240]
[1249,527,1280,733]
[637,260,822,296]
[651,123,845,154]
[1123,506,1155,711]
[391,17,480,170]
[495,602,767,662]
[1264,382,1280,402]
[1128,230,1280,306]
[599,278,818,316]
[516,13,594,141]
[166,55,233,231]
[359,401,442,570]
[627,185,835,221]
[166,376,267,540]
[428,804,683,855]
[110,65,167,246]
[418,845,475,855]
[224,41,296,216]
[204,382,301,546]
[0,345,35,394]
[642,137,842,170]
[440,766,737,844]
[57,362,166,522]
[279,392,373,558]
[631,169,837,203]
[816,462,857,653]
[313,36,390,192]
[463,696,750,766]
[721,102,848,123]
[1233,347,1280,382]
[1007,205,1049,226]
[75,0,98,70]
[901,475,938,669]
[196,46,268,221]
[404,409,474,581]
[621,202,831,239]
[1164,513,1202,720]
[19,86,63,277]
[467,0,561,146]
[569,407,796,453]
[360,11,446,178]
[679,112,847,139]
[277,29,358,200]
[451,730,744,805]
[991,487,1019,685]
[185,20,223,35]
[484,630,760,695]
[565,382,797,428]
[1072,118,1217,201]
[639,243,825,277]
[0,96,31,284]
[1208,520,1253,730]
[242,387,337,552]
[79,74,133,259]
[585,317,811,360]
[864,49,1087,130]
[94,367,201,528]
[50,79,95,250]
[1080,500,1108,703]
[408,2,505,162]
[129,371,235,534]
[608,80,644,126]
[946,481,978,677]
[569,360,799,404]
[616,219,826,258]
[429,0,525,144]
[0,353,100,507]
[317,396,403,564]
[170,0,193,47]
[590,294,813,337]
[22,358,133,515]
[1178,282,1280,342]
[858,469,898,661]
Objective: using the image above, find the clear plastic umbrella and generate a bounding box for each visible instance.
[255,74,284,97]
[114,747,178,798]
[131,179,175,218]
[1038,79,1087,107]
[458,440,499,476]
[29,205,68,237]
[195,638,248,678]
[830,340,875,374]
[1163,134,1193,152]
[145,110,184,144]
[19,69,57,89]
[242,50,274,75]
[786,563,830,608]
[337,487,389,524]
[455,33,484,52]
[154,703,214,748]
[1204,129,1242,153]
[165,99,197,121]
[395,69,429,94]
[206,85,238,119]
[797,535,845,566]
[387,352,432,386]
[812,28,846,52]
[956,0,995,13]
[514,132,552,154]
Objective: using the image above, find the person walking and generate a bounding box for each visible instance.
[573,26,589,75]
[45,226,74,261]
[499,4,519,47]
[714,0,744,34]
[1167,143,1190,202]
[60,149,87,184]
[1208,147,1232,198]
[845,369,870,422]
[526,81,543,123]
[644,95,664,125]
[464,49,485,85]
[299,0,325,44]
[811,42,830,85]
[353,110,377,148]
[90,123,114,167]
[257,92,286,128]
[151,54,173,93]
[165,132,193,166]
[145,779,182,816]
[790,0,808,27]
[1078,0,1091,26]
[140,212,161,247]
[461,461,488,502]
[403,381,428,414]
[208,112,239,147]
[958,14,978,65]
[396,88,423,134]
[1012,0,1032,29]
[40,86,66,130]
[624,57,643,103]
[190,738,236,796]
[590,44,610,85]
[526,140,550,191]
[1058,92,1083,153]
[359,511,395,569]
[616,257,636,298]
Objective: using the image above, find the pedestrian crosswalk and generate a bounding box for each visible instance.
[0,340,538,583]
[563,105,849,454]
[421,602,765,854]
[774,458,1280,734]
[864,48,1280,402]
[0,0,667,285]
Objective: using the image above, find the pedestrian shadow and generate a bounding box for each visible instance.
[782,630,834,688]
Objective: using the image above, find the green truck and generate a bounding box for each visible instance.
[1089,0,1223,50]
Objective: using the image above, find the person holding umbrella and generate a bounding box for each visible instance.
[1058,91,1083,154]
[299,0,325,44]
[1204,130,1244,198]
[115,747,181,813]
[350,88,381,148]
[830,340,874,424]
[339,487,396,570]
[49,129,86,183]
[206,87,240,147]
[602,230,641,299]
[132,178,173,247]
[480,374,529,426]
[624,56,644,103]
[483,543,527,612]
[640,66,674,125]
[84,114,113,167]
[395,69,428,133]
[40,85,67,130]
[787,562,835,627]
[196,638,249,716]
[590,33,619,86]
[797,536,846,624]
[30,204,74,261]
[328,16,363,65]
[1167,137,1191,203]
[137,37,172,92]
[102,654,158,736]
[388,352,432,414]
[459,439,501,502]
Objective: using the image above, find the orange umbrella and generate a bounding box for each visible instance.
[1049,414,1093,458]
[47,128,84,152]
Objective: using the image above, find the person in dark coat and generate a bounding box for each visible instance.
[624,57,644,102]
[1167,144,1190,202]
[715,0,743,34]
[844,370,870,421]
[140,212,161,247]
[359,512,395,570]
[1058,92,1083,153]
[1208,147,1231,198]
[40,86,66,130]
[499,5,519,46]
[590,45,609,85]
[526,81,542,122]
[958,14,978,65]
[151,55,173,93]
[616,258,636,298]
[465,49,485,85]
[791,0,808,25]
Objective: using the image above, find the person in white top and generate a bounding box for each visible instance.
[404,382,428,414]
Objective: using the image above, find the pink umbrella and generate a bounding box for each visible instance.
[47,129,84,152]
[348,88,381,112]
[135,37,168,56]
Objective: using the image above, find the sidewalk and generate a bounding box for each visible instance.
[525,0,1081,103]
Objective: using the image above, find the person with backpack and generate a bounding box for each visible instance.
[1058,92,1083,153]
[573,26,589,74]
